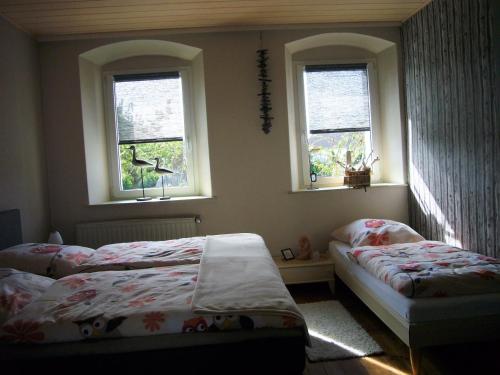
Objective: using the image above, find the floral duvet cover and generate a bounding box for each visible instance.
[0,265,302,344]
[347,241,500,298]
[0,269,54,326]
[78,237,206,273]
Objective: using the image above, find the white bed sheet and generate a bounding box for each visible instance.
[329,241,500,323]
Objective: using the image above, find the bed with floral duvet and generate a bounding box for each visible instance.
[0,233,307,372]
[331,219,500,375]
[346,240,500,298]
[332,219,500,298]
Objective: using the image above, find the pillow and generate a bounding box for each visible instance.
[332,219,425,247]
[0,243,95,278]
[0,268,54,325]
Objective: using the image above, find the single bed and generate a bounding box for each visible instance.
[330,240,500,374]
[0,210,308,374]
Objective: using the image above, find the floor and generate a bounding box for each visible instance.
[289,280,500,375]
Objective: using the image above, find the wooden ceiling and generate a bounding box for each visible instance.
[0,0,431,39]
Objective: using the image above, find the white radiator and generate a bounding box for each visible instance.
[76,217,200,249]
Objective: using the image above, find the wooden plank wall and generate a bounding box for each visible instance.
[402,0,499,257]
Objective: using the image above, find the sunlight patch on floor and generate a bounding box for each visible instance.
[309,329,368,356]
[362,357,410,375]
[309,329,410,375]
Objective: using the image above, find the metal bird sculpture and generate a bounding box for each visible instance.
[154,157,173,200]
[129,145,153,201]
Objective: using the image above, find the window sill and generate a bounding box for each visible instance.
[89,195,214,206]
[289,182,407,193]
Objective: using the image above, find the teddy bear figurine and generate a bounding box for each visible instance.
[296,235,312,260]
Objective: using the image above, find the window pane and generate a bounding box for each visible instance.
[309,132,370,177]
[114,75,184,143]
[119,141,188,190]
[304,67,370,131]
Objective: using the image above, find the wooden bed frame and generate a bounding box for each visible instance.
[330,242,500,375]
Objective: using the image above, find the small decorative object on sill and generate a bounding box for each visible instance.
[257,32,273,134]
[307,147,320,190]
[344,169,371,191]
[341,150,380,192]
[47,229,63,245]
[129,145,153,201]
[154,157,173,200]
[296,235,312,260]
[309,172,317,190]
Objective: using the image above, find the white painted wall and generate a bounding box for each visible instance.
[0,17,48,242]
[79,57,110,204]
[39,26,408,254]
[377,45,406,183]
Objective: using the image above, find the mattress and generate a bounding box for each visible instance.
[330,240,500,323]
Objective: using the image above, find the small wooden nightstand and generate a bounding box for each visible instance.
[273,252,335,293]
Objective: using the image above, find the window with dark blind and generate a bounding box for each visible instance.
[111,71,190,191]
[301,64,373,180]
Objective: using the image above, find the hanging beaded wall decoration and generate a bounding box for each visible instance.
[257,41,273,134]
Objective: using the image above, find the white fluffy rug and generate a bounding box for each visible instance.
[298,301,383,362]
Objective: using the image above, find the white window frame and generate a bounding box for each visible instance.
[295,59,381,188]
[103,67,199,199]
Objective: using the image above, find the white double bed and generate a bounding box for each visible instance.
[330,240,500,374]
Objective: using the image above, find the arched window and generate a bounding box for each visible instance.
[285,33,405,191]
[79,40,211,203]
